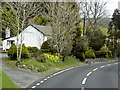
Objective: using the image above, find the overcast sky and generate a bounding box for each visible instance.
[105,0,120,17]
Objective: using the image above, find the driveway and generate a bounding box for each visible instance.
[0,53,44,88]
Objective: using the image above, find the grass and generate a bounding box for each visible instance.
[4,55,85,76]
[105,58,118,62]
[0,70,19,89]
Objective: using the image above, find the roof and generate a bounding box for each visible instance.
[2,24,52,41]
[30,24,52,36]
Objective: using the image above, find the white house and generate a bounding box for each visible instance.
[2,24,52,51]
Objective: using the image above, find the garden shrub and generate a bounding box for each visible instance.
[8,44,29,59]
[27,46,39,53]
[37,65,47,72]
[7,44,17,59]
[85,49,96,59]
[21,44,30,59]
[36,54,46,63]
[41,41,49,49]
[41,41,57,54]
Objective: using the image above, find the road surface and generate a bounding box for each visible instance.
[28,61,119,90]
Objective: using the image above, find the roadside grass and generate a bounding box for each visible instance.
[105,58,118,62]
[4,56,85,76]
[0,70,19,88]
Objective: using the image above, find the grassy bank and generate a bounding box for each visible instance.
[4,56,85,76]
[0,70,19,89]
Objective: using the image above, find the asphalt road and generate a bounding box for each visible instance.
[28,61,119,89]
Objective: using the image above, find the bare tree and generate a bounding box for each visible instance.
[42,2,80,62]
[0,2,42,62]
[79,0,108,31]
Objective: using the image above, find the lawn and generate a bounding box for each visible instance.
[0,70,19,89]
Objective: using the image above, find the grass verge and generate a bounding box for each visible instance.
[105,58,118,62]
[4,56,85,76]
[0,70,19,88]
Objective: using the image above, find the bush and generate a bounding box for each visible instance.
[21,44,30,59]
[36,54,46,63]
[8,44,29,59]
[7,44,17,59]
[108,51,113,58]
[79,53,85,61]
[41,41,57,54]
[37,65,47,72]
[41,41,49,49]
[85,49,96,59]
[95,50,108,58]
[27,46,39,53]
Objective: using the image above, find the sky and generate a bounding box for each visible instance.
[105,0,120,17]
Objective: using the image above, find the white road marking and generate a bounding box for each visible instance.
[114,63,118,64]
[93,68,98,71]
[106,64,111,66]
[100,66,105,68]
[47,77,50,79]
[36,83,40,85]
[86,72,92,77]
[44,78,47,81]
[53,73,57,76]
[50,75,53,77]
[31,86,36,88]
[82,78,87,85]
[40,81,44,83]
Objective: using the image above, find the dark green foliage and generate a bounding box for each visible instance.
[89,29,106,51]
[34,16,48,25]
[79,53,85,61]
[107,51,113,58]
[21,44,30,59]
[112,9,120,30]
[8,44,29,59]
[41,41,57,54]
[117,42,120,57]
[85,49,96,59]
[36,54,46,63]
[1,6,17,39]
[41,41,49,49]
[95,46,112,58]
[71,37,88,61]
[7,44,17,59]
[27,46,39,53]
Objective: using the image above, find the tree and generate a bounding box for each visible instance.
[88,29,106,51]
[107,9,120,57]
[42,2,81,62]
[112,9,120,30]
[34,16,48,25]
[0,2,43,62]
[0,6,17,38]
[79,0,108,31]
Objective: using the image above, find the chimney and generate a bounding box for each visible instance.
[28,18,34,24]
[46,22,51,27]
[6,27,10,38]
